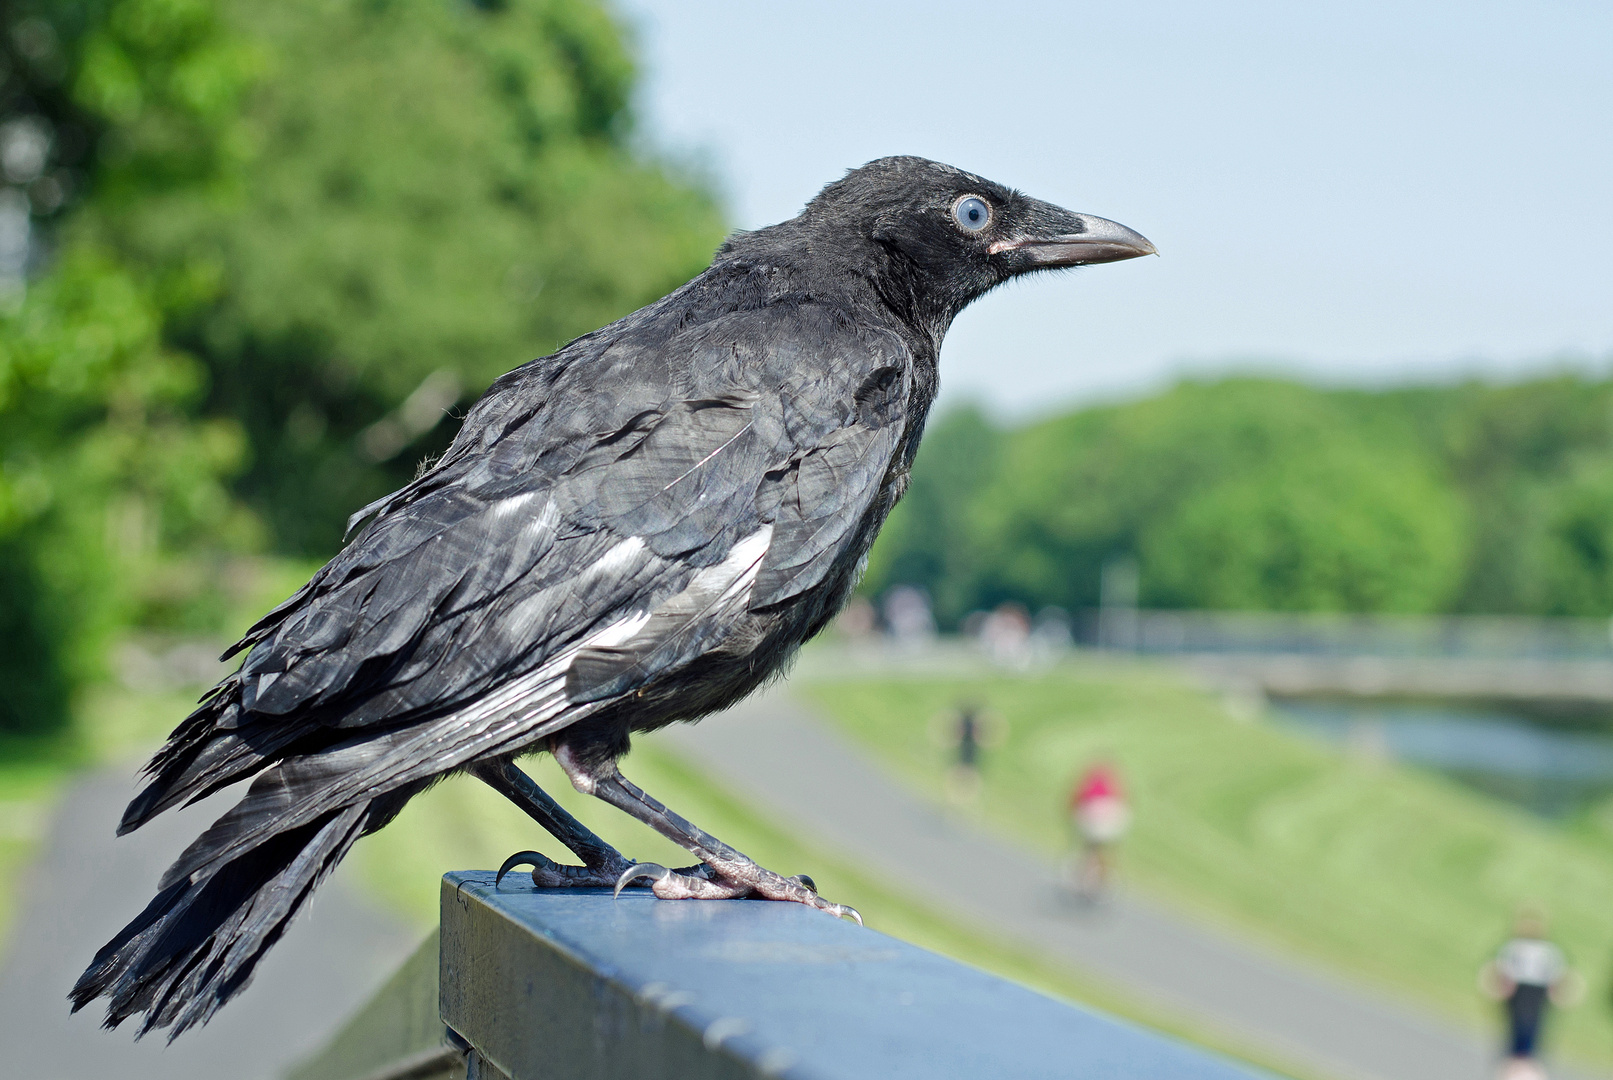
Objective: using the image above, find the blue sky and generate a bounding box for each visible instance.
[614,0,1613,415]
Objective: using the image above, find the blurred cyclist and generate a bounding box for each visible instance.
[1067,760,1130,901]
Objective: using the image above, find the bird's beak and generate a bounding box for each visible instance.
[989,205,1155,268]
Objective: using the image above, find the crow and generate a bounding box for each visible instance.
[71,156,1153,1036]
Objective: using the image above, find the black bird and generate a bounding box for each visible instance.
[71,156,1153,1036]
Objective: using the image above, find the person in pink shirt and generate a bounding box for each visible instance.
[1068,760,1131,900]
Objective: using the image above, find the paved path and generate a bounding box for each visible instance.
[656,687,1534,1080]
[0,764,420,1080]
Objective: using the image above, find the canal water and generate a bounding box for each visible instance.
[1268,699,1613,818]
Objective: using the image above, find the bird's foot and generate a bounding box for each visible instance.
[744,868,860,923]
[614,862,860,923]
[549,746,859,922]
[497,850,712,890]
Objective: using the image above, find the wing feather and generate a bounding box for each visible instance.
[127,299,916,829]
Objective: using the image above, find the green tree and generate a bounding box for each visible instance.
[1136,435,1466,612]
[98,0,727,553]
[1369,376,1613,615]
[0,250,247,732]
[1529,459,1613,614]
[867,379,1475,622]
[990,379,1466,614]
[0,0,255,733]
[0,0,720,732]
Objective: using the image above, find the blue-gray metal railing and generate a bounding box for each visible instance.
[288,872,1269,1080]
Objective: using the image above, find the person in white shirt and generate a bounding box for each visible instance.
[1479,908,1581,1078]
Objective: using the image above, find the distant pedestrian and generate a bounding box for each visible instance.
[935,701,1007,805]
[956,705,981,771]
[1067,760,1130,901]
[834,595,878,640]
[943,702,983,804]
[1479,908,1580,1079]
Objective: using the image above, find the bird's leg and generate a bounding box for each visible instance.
[553,744,860,923]
[471,758,641,888]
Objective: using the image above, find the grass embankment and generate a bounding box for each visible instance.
[799,659,1613,1069]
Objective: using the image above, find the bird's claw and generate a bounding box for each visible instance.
[496,850,551,887]
[614,862,669,899]
[499,850,653,889]
[827,902,863,926]
[766,873,858,922]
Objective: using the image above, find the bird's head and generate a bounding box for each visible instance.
[731,156,1155,338]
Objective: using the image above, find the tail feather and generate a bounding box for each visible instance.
[75,610,584,1036]
[119,687,317,836]
[153,803,367,1034]
[71,798,375,1039]
[119,722,307,836]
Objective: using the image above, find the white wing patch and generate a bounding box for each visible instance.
[642,524,774,631]
[568,527,772,661]
[682,525,773,608]
[490,491,545,520]
[589,535,647,578]
[582,610,653,649]
[555,525,776,706]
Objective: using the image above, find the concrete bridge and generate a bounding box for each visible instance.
[1096,609,1613,710]
[1180,652,1613,710]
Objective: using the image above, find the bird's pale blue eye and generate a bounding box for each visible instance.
[953,195,990,232]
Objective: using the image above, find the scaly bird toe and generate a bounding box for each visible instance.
[614,862,754,899]
[724,864,861,922]
[498,849,638,889]
[612,860,857,918]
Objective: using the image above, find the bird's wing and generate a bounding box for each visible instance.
[129,301,913,830]
[560,305,915,701]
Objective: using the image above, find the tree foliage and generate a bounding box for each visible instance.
[0,0,254,734]
[0,250,250,731]
[100,0,727,553]
[868,374,1613,625]
[863,404,1001,624]
[0,0,724,733]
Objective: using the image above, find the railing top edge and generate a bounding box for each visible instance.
[441,873,1261,1080]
